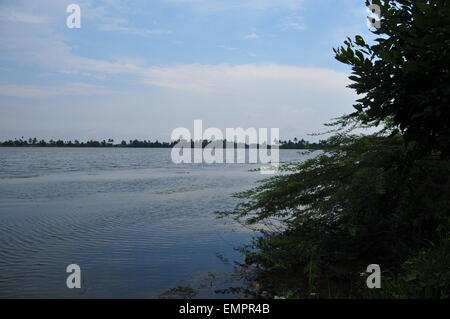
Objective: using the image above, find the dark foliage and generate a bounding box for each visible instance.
[334,0,450,158]
[0,138,324,150]
[218,0,450,298]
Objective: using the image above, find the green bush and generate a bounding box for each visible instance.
[365,234,450,299]
[218,0,450,298]
[218,134,450,298]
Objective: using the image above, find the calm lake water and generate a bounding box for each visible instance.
[0,147,308,298]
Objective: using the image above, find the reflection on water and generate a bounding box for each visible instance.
[0,147,309,298]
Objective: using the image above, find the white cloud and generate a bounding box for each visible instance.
[164,0,303,11]
[0,10,350,99]
[217,45,239,51]
[0,85,51,99]
[0,83,119,99]
[245,33,260,39]
[287,22,306,30]
[138,63,353,94]
[0,8,47,24]
[97,21,172,36]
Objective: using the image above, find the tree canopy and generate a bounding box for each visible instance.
[334,0,450,158]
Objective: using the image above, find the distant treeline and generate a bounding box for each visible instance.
[0,137,325,149]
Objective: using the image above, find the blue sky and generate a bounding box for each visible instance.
[0,0,375,141]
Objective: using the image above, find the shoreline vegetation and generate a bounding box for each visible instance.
[214,0,450,299]
[0,138,326,150]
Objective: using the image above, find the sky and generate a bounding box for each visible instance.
[0,0,376,142]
